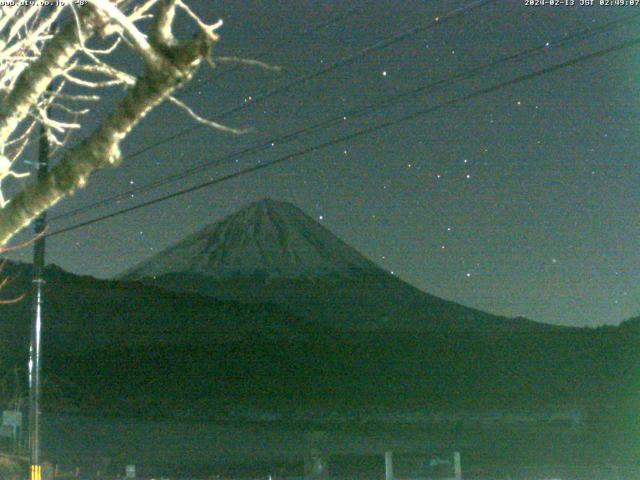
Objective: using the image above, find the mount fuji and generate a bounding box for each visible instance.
[121,198,380,281]
[121,198,559,333]
[1,200,632,435]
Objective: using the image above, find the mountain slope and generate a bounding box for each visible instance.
[121,198,562,333]
[121,198,380,280]
[0,261,312,358]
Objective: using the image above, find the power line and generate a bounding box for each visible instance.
[82,0,497,166]
[49,12,640,223]
[46,34,640,239]
[45,3,366,168]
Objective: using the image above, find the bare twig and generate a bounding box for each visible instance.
[0,0,227,246]
[213,56,282,72]
[168,95,248,134]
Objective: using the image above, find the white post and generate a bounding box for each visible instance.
[385,451,394,480]
[453,451,462,480]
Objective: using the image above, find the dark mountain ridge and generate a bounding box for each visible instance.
[0,260,313,357]
[121,198,564,333]
[0,201,636,456]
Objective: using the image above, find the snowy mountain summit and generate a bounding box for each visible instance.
[122,198,381,280]
[121,198,561,333]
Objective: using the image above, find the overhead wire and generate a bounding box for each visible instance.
[45,34,640,239]
[73,0,497,167]
[48,11,640,223]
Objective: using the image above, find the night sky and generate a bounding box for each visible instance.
[7,0,640,327]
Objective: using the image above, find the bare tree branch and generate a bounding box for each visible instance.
[213,56,281,72]
[0,1,238,247]
[0,27,214,245]
[168,95,247,134]
[0,7,94,146]
[86,0,165,67]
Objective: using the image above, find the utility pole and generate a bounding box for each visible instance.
[28,92,50,480]
[28,10,57,476]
